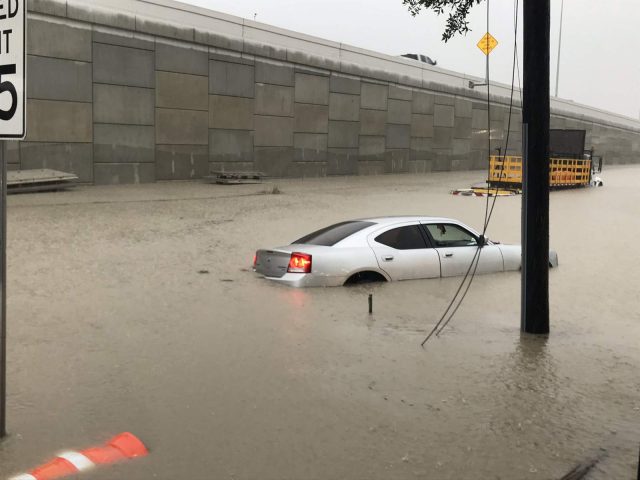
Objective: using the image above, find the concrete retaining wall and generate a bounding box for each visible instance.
[11,0,640,184]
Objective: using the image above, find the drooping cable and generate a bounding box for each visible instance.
[484,0,520,232]
[422,0,520,345]
[422,0,492,346]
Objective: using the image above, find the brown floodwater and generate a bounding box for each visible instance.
[1,167,639,479]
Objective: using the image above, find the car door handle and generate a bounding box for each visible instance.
[383,255,394,261]
[444,253,454,258]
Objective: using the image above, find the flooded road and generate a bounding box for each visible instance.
[1,167,639,479]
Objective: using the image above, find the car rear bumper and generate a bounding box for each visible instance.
[257,272,345,287]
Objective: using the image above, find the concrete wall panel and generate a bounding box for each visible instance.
[328,148,358,175]
[294,133,328,162]
[359,136,385,159]
[210,60,255,97]
[20,142,93,182]
[94,84,154,125]
[156,43,209,76]
[93,43,155,88]
[255,61,294,86]
[26,100,92,143]
[329,93,359,121]
[209,129,254,162]
[27,56,92,102]
[387,99,411,125]
[295,73,329,105]
[156,109,209,145]
[156,145,209,180]
[361,83,388,110]
[254,147,294,176]
[94,163,156,185]
[411,114,434,138]
[386,124,411,149]
[452,139,471,156]
[433,127,454,148]
[156,71,208,111]
[434,104,455,128]
[471,130,487,149]
[413,91,435,114]
[358,161,385,175]
[209,161,254,172]
[360,109,386,136]
[255,84,294,116]
[385,150,410,173]
[472,108,488,129]
[94,124,155,163]
[435,94,455,106]
[289,162,327,177]
[455,97,473,118]
[209,95,254,130]
[411,138,434,160]
[254,116,294,147]
[294,104,329,133]
[330,75,360,95]
[389,85,412,101]
[28,18,92,61]
[328,121,359,148]
[453,117,472,139]
[5,142,19,165]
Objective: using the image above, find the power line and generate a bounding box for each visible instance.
[422,0,521,345]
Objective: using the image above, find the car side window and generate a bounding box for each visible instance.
[425,223,478,247]
[375,225,427,250]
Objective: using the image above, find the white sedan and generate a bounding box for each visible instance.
[253,216,558,287]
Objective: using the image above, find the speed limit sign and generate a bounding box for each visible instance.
[0,0,25,139]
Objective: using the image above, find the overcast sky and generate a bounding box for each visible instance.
[178,0,640,120]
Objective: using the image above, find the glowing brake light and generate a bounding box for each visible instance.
[253,253,257,267]
[287,252,312,273]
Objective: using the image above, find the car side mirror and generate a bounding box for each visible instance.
[478,235,486,247]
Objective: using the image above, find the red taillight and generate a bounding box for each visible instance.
[287,252,312,273]
[253,253,257,267]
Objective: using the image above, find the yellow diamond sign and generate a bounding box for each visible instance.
[477,32,498,55]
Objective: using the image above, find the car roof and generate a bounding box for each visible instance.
[355,216,459,225]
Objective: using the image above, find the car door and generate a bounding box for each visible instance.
[367,223,441,280]
[421,222,503,277]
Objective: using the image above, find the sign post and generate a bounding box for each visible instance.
[0,0,27,438]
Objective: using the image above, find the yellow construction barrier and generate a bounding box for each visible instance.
[489,155,592,188]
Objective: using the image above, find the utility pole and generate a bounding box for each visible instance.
[521,0,550,334]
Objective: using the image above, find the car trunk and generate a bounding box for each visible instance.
[254,249,293,278]
[254,244,336,278]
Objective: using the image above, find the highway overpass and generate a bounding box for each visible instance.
[14,0,640,184]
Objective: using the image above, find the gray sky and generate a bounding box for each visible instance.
[179,0,639,120]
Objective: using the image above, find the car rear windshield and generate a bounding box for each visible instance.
[292,221,375,246]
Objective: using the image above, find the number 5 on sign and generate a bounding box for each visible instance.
[0,0,25,139]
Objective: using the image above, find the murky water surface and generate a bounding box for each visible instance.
[1,168,639,479]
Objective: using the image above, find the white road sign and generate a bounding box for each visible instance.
[0,0,25,139]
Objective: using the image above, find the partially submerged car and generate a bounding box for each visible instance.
[253,217,558,287]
